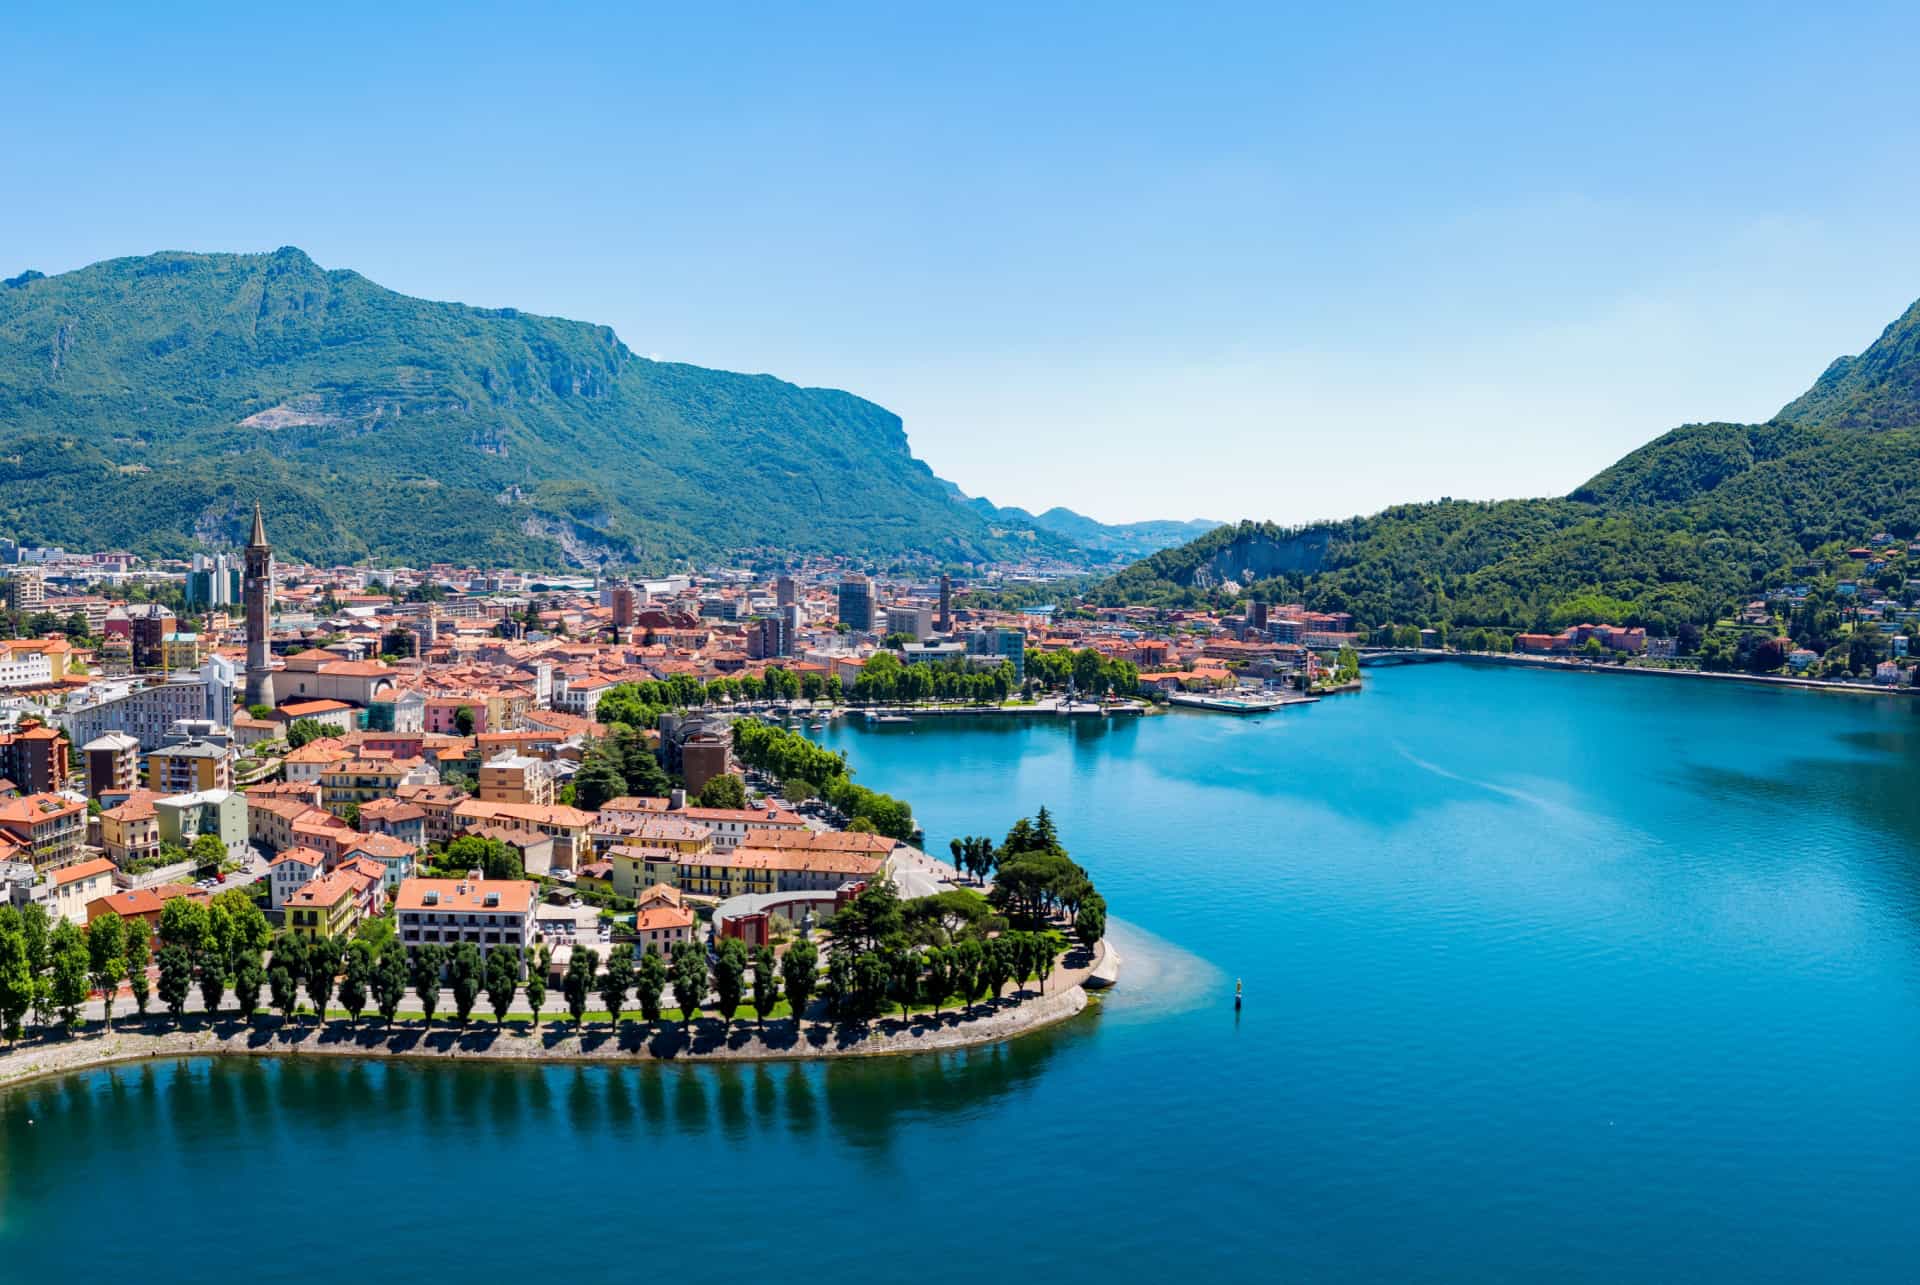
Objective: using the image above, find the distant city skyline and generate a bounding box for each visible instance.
[6,2,1920,527]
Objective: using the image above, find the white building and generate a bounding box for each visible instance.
[395,877,537,975]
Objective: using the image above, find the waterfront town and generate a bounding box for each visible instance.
[2,501,1917,1064]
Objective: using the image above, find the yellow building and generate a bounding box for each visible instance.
[284,869,364,940]
[319,757,426,816]
[145,741,232,794]
[476,752,555,806]
[99,790,164,866]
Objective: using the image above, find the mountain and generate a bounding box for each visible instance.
[0,248,1071,567]
[940,483,1219,561]
[1095,298,1920,637]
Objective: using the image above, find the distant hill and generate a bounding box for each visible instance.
[1095,298,1920,636]
[941,484,1218,561]
[0,248,1073,567]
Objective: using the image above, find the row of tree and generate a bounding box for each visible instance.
[731,719,917,840]
[947,808,1108,944]
[851,652,1018,705]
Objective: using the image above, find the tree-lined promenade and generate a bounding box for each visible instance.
[0,811,1113,1085]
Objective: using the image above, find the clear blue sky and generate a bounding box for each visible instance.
[6,1,1920,526]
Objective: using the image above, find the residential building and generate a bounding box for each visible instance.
[48,857,117,924]
[145,739,232,794]
[268,846,328,911]
[99,791,164,867]
[477,751,555,806]
[319,756,437,816]
[837,577,874,632]
[86,883,208,949]
[884,604,935,641]
[285,868,366,940]
[82,732,141,799]
[0,794,87,870]
[0,722,69,794]
[395,877,537,974]
[600,795,804,853]
[154,789,250,862]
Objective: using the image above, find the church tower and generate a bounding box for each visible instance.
[242,501,276,709]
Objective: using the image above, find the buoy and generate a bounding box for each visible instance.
[1234,977,1243,1010]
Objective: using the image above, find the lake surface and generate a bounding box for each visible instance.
[6,664,1920,1281]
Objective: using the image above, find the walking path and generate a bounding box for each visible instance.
[0,938,1109,1089]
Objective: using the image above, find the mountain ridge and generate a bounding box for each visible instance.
[1096,296,1920,636]
[0,247,1075,567]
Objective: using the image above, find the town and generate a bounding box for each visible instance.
[0,504,1168,1064]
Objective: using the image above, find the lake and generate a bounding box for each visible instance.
[5,664,1919,1281]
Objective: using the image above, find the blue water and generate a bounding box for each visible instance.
[6,664,1920,1281]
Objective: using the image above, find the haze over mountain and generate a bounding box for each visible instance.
[1098,297,1920,636]
[0,249,1196,568]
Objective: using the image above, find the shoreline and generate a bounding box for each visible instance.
[0,941,1108,1093]
[1432,651,1917,699]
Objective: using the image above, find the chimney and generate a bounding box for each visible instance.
[669,788,686,811]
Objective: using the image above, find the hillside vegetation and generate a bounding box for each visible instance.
[0,248,1064,567]
[1097,298,1920,638]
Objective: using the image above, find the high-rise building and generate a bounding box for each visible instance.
[610,582,636,635]
[126,604,175,671]
[836,577,874,632]
[1247,600,1269,631]
[775,574,798,609]
[884,605,935,641]
[966,627,1026,683]
[186,553,242,610]
[243,502,277,709]
[4,567,45,611]
[938,573,953,633]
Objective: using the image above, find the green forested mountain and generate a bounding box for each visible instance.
[0,248,1066,567]
[1096,298,1920,638]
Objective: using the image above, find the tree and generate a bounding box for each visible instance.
[268,964,298,1023]
[123,928,150,1016]
[285,718,328,749]
[564,946,597,1029]
[979,937,1010,1003]
[571,755,628,812]
[0,917,33,1044]
[669,941,708,1033]
[446,834,521,881]
[1035,932,1062,993]
[233,951,266,1021]
[158,945,194,1023]
[410,943,446,1026]
[1075,894,1107,947]
[781,940,818,1030]
[196,938,228,1020]
[305,935,343,1025]
[18,904,51,1032]
[447,941,484,1026]
[695,773,747,810]
[340,941,374,1025]
[956,937,990,1014]
[374,943,409,1028]
[600,944,634,1030]
[86,914,126,1029]
[158,896,211,959]
[189,833,227,871]
[711,937,748,1030]
[485,946,520,1028]
[852,952,890,1024]
[634,948,667,1024]
[749,945,781,1028]
[885,945,919,1017]
[830,879,903,954]
[49,921,89,1031]
[453,706,476,737]
[524,945,549,1027]
[922,947,951,1017]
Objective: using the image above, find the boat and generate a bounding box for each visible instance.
[877,714,912,724]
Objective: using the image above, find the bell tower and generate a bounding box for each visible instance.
[242,502,276,709]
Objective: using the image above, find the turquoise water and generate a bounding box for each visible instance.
[6,664,1920,1281]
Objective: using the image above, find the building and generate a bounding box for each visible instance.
[965,627,1026,682]
[126,604,176,671]
[477,752,555,806]
[357,797,429,848]
[395,877,537,974]
[154,789,250,862]
[0,722,69,794]
[0,639,54,690]
[938,573,952,633]
[268,846,327,911]
[82,732,141,799]
[99,791,163,867]
[319,756,436,816]
[243,502,276,709]
[600,795,805,853]
[0,794,87,870]
[884,604,935,641]
[146,739,232,794]
[680,732,731,794]
[634,897,695,956]
[185,552,242,611]
[452,799,594,868]
[4,567,45,611]
[85,883,208,950]
[59,659,236,750]
[284,868,367,940]
[47,857,117,925]
[776,574,798,609]
[837,577,874,632]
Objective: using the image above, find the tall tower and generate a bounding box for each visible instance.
[938,573,953,634]
[242,502,276,710]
